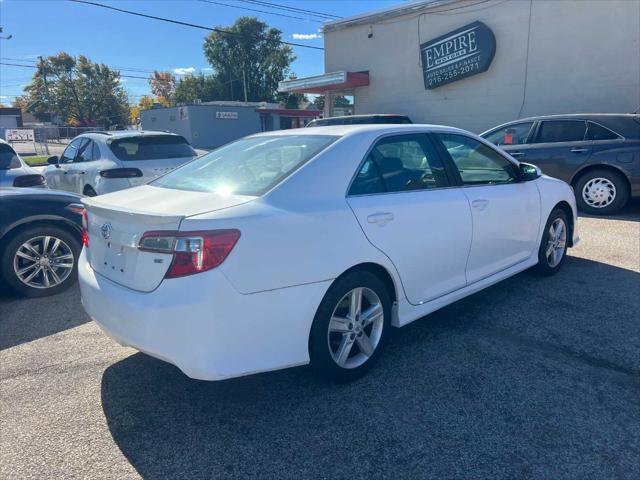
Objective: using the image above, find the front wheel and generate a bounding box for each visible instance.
[534,209,569,276]
[309,271,391,382]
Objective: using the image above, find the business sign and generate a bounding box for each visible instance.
[216,111,239,120]
[5,129,35,142]
[420,21,496,89]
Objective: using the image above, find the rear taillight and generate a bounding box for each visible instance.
[81,209,89,247]
[99,168,143,178]
[139,229,241,278]
[13,174,46,187]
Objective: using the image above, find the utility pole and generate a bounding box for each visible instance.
[38,56,51,155]
[242,68,248,103]
[229,70,234,100]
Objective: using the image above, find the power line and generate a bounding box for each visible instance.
[198,0,323,23]
[67,0,324,51]
[236,0,341,20]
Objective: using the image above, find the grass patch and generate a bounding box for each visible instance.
[23,156,49,166]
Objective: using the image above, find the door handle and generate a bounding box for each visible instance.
[471,199,489,210]
[570,147,589,153]
[367,212,394,224]
[510,151,524,157]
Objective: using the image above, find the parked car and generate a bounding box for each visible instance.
[0,187,83,297]
[306,114,412,127]
[0,139,46,189]
[481,114,640,214]
[79,124,578,382]
[43,131,198,196]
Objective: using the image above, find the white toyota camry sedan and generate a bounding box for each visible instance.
[79,125,579,382]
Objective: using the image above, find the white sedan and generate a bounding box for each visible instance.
[79,125,579,382]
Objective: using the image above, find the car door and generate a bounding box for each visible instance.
[347,133,473,305]
[48,138,83,191]
[514,120,590,181]
[432,132,541,284]
[67,139,94,193]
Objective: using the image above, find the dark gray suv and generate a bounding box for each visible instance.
[481,114,640,214]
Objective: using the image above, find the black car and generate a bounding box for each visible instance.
[481,114,640,214]
[0,188,83,297]
[306,114,412,127]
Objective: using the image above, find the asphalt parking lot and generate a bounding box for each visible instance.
[1,204,639,479]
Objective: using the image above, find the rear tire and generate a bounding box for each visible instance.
[534,209,569,276]
[309,271,391,382]
[574,168,629,215]
[1,224,80,298]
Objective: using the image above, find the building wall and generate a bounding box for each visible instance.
[141,105,263,149]
[324,0,640,133]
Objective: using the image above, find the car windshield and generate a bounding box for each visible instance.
[0,143,21,169]
[108,135,196,161]
[152,135,337,196]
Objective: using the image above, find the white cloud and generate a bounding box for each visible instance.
[173,67,196,75]
[0,96,8,100]
[201,67,214,72]
[292,33,322,40]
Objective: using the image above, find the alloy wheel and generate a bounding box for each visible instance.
[327,287,384,369]
[545,218,567,268]
[582,177,616,209]
[13,235,74,289]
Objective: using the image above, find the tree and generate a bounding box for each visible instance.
[203,17,295,102]
[138,95,154,110]
[129,105,140,125]
[171,74,225,105]
[20,52,129,127]
[149,71,176,100]
[312,95,351,112]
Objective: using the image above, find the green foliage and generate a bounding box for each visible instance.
[203,17,295,102]
[172,75,225,105]
[21,52,129,127]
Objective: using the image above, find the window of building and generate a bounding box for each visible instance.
[535,121,587,143]
[436,133,519,185]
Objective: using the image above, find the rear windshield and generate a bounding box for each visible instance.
[0,143,21,169]
[153,135,337,196]
[108,135,196,161]
[308,116,411,127]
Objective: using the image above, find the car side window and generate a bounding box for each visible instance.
[484,122,534,146]
[59,138,84,164]
[587,122,620,141]
[435,133,519,185]
[92,141,101,159]
[534,121,587,143]
[76,140,95,163]
[349,134,449,195]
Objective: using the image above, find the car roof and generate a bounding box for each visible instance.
[78,130,181,141]
[253,123,467,137]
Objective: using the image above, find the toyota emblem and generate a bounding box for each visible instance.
[100,223,112,240]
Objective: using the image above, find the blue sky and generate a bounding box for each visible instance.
[0,0,401,104]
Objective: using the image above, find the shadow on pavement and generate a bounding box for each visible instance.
[101,256,640,479]
[579,198,640,222]
[0,285,90,350]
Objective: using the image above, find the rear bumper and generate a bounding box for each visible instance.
[78,249,331,380]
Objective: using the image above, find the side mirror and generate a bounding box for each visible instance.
[519,162,541,181]
[47,156,59,167]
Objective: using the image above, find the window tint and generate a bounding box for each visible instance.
[483,122,534,146]
[587,122,620,141]
[436,133,519,185]
[77,140,95,162]
[535,121,586,143]
[153,135,336,196]
[0,143,21,169]
[109,135,196,161]
[60,138,84,164]
[349,134,448,195]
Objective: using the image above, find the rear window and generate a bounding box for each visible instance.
[587,122,620,141]
[0,143,21,169]
[153,135,337,196]
[108,135,196,161]
[535,121,587,143]
[307,116,411,127]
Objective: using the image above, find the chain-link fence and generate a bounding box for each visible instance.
[1,126,104,158]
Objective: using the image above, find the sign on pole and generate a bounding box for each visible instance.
[5,129,35,142]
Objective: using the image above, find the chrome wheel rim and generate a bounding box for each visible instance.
[545,218,567,268]
[582,177,616,208]
[327,287,384,369]
[13,235,74,289]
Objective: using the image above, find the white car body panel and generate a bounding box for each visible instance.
[79,124,579,380]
